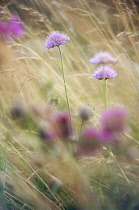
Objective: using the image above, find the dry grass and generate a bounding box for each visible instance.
[0,0,139,209]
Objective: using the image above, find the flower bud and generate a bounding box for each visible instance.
[51,111,72,140]
[78,106,92,121]
[38,126,54,144]
[10,103,24,119]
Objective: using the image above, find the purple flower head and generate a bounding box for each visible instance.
[100,107,127,135]
[51,111,72,140]
[0,15,24,41]
[77,128,102,156]
[45,31,70,49]
[92,65,117,80]
[100,129,117,143]
[89,51,116,65]
[8,15,24,37]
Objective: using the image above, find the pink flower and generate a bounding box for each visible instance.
[100,130,117,143]
[77,128,102,156]
[51,111,72,140]
[45,31,70,49]
[0,15,24,41]
[100,107,127,135]
[8,15,24,37]
[89,51,116,65]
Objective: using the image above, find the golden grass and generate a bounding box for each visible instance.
[1,0,139,209]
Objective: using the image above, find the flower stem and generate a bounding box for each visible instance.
[103,65,108,109]
[79,120,84,138]
[104,79,108,109]
[58,46,71,122]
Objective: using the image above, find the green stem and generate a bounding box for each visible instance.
[104,79,108,109]
[0,143,7,204]
[79,120,84,138]
[58,46,72,124]
[103,65,108,109]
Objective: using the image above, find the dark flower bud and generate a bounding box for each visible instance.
[10,103,24,119]
[78,106,92,121]
[51,111,72,140]
[38,126,54,144]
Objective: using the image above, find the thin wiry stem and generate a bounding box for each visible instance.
[79,120,84,138]
[104,79,108,109]
[58,46,71,123]
[103,65,108,109]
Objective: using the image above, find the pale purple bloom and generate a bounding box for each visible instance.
[92,65,117,80]
[100,108,127,135]
[45,31,70,49]
[89,51,116,65]
[77,128,102,156]
[0,15,24,41]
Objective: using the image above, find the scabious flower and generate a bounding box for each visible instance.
[92,65,117,80]
[77,128,102,156]
[51,111,72,140]
[100,108,127,141]
[8,15,24,37]
[0,15,24,41]
[45,31,70,49]
[89,51,116,65]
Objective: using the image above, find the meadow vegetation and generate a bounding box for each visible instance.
[0,0,139,209]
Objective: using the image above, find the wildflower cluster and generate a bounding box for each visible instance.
[89,51,117,80]
[77,107,127,156]
[6,24,128,157]
[89,51,117,108]
[35,106,127,157]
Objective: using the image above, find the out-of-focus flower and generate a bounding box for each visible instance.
[0,15,24,41]
[100,129,117,143]
[100,107,127,135]
[45,31,70,49]
[10,103,25,119]
[8,15,24,37]
[51,111,72,140]
[92,65,117,80]
[89,51,116,65]
[0,21,10,40]
[38,127,54,144]
[78,106,92,121]
[77,128,102,156]
[49,177,63,193]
